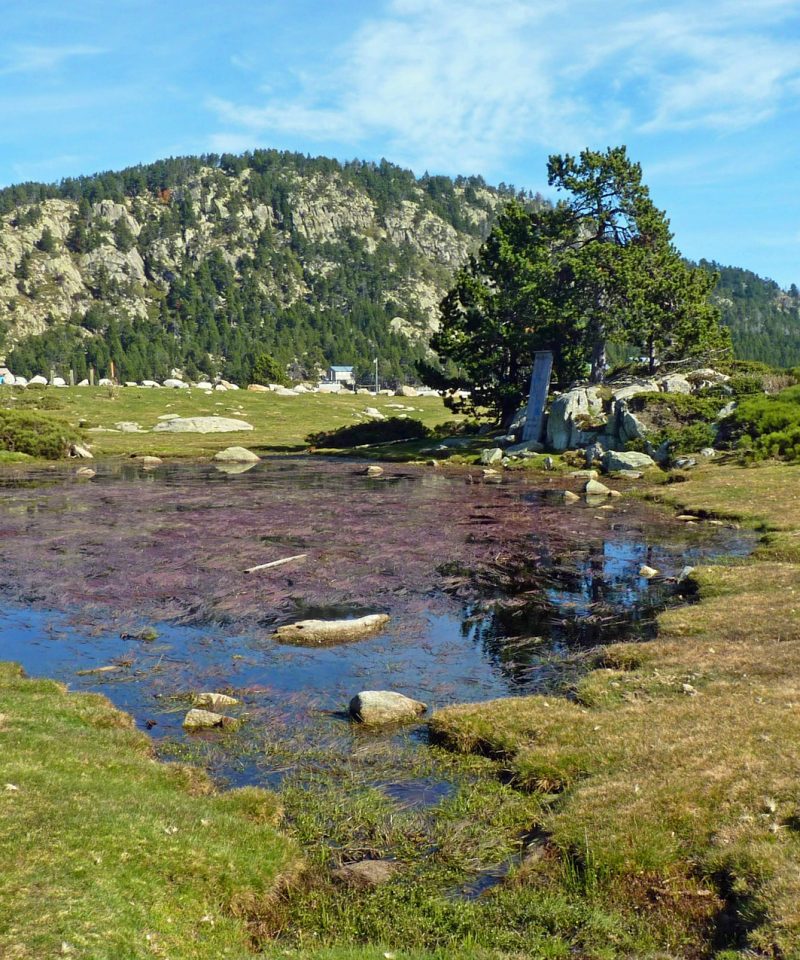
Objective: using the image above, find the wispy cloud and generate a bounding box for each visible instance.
[0,44,106,76]
[207,0,800,173]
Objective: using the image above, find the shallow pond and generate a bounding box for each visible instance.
[0,457,753,789]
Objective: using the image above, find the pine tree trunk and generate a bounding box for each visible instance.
[589,335,606,384]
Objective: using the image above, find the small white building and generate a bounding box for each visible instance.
[327,365,355,387]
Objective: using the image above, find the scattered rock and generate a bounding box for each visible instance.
[363,407,386,419]
[274,613,390,645]
[603,450,656,472]
[75,467,96,478]
[349,690,427,725]
[562,490,580,503]
[543,456,554,470]
[505,439,544,456]
[182,709,239,731]
[480,447,503,465]
[482,468,502,483]
[585,440,605,465]
[616,469,643,479]
[193,692,240,711]
[363,465,384,477]
[639,565,660,579]
[114,421,145,433]
[163,378,189,389]
[569,469,598,479]
[678,566,696,582]
[585,478,612,497]
[69,443,93,459]
[700,447,716,458]
[138,456,162,469]
[673,457,698,470]
[659,373,692,395]
[396,385,418,397]
[332,859,400,888]
[247,383,271,392]
[152,417,253,434]
[213,446,261,463]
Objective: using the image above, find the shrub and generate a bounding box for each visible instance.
[731,385,800,462]
[626,392,717,454]
[0,409,81,458]
[306,417,430,448]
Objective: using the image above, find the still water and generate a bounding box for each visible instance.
[0,458,753,786]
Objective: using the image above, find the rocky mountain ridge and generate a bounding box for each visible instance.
[0,153,518,383]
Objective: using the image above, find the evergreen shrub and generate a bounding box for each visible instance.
[0,410,80,458]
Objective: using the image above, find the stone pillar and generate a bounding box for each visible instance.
[521,351,553,444]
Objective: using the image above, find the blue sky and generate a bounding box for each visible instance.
[1,0,799,287]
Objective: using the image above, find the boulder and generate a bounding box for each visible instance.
[75,467,96,478]
[348,690,427,725]
[29,375,48,386]
[603,450,656,472]
[639,565,660,579]
[69,443,93,459]
[505,440,544,456]
[562,490,580,503]
[659,373,692,395]
[138,456,162,469]
[396,385,418,398]
[141,380,160,388]
[611,380,660,402]
[163,378,189,389]
[152,417,253,434]
[585,441,605,465]
[51,377,66,387]
[182,709,238,730]
[546,387,604,451]
[98,378,113,387]
[363,407,385,420]
[480,447,503,465]
[363,465,384,477]
[673,457,698,470]
[700,447,716,458]
[114,421,145,433]
[332,859,400,888]
[195,381,213,390]
[274,613,390,645]
[585,478,612,497]
[213,446,261,463]
[247,384,271,392]
[214,462,258,475]
[616,404,648,444]
[193,692,240,711]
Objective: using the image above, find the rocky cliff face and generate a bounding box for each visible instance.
[0,158,508,358]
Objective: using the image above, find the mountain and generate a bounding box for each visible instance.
[702,261,800,368]
[0,152,533,385]
[0,150,797,385]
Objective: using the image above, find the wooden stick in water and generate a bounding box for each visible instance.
[245,553,308,574]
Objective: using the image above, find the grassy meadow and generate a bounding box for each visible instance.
[0,384,461,460]
[3,379,800,957]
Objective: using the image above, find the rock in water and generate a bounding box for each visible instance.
[584,478,612,497]
[152,417,253,434]
[193,692,240,711]
[363,465,384,477]
[349,690,427,725]
[639,565,660,579]
[274,613,390,645]
[562,490,580,503]
[213,446,261,463]
[182,708,238,730]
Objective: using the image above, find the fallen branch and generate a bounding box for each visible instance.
[245,553,307,574]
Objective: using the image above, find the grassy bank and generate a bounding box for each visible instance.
[0,385,458,460]
[0,662,299,960]
[431,461,800,957]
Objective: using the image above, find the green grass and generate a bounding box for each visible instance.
[0,385,459,461]
[431,459,800,957]
[0,662,299,959]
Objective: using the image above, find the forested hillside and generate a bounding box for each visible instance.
[0,151,529,384]
[702,261,800,367]
[0,150,797,384]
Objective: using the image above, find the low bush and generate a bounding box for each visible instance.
[0,409,80,458]
[731,385,800,461]
[306,416,430,448]
[627,393,717,454]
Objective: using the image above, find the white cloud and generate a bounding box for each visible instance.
[207,0,800,173]
[0,44,106,76]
